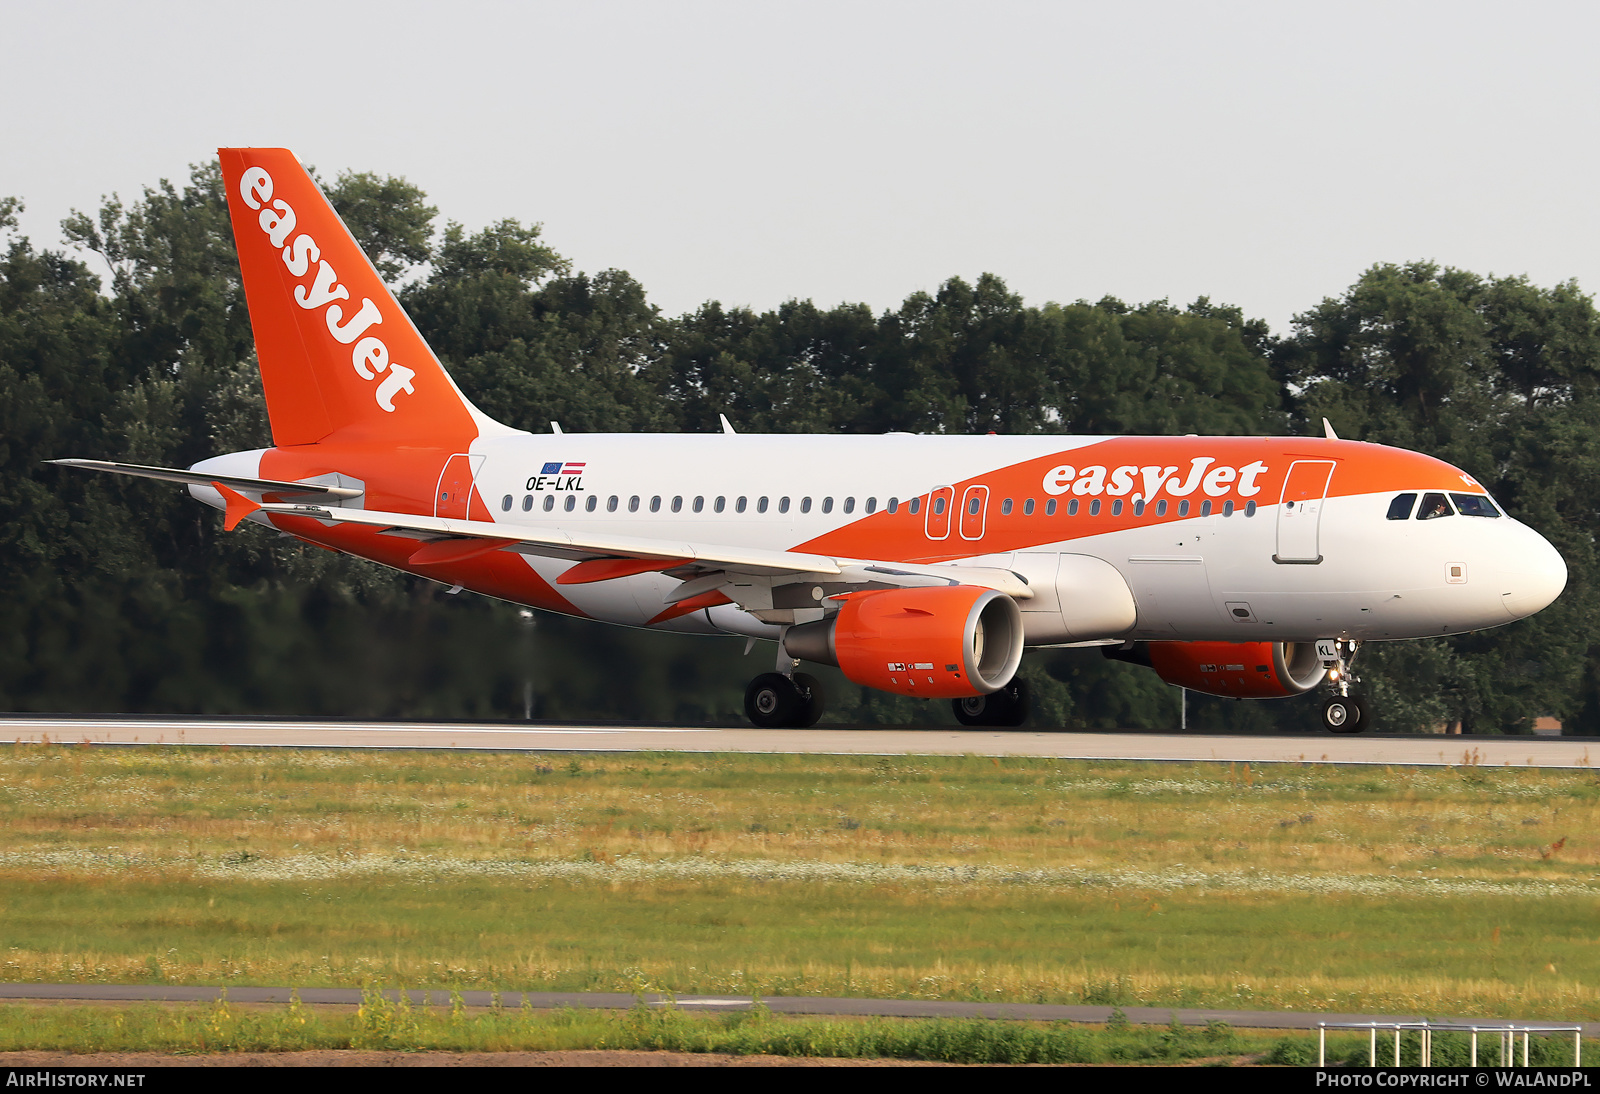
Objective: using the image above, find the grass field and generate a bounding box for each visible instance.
[1,744,1597,1020]
[2,996,1585,1065]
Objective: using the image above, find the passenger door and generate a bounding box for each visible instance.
[1275,460,1335,563]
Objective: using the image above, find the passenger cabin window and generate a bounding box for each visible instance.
[1387,493,1417,520]
[1023,498,1034,515]
[671,496,683,513]
[586,495,598,512]
[933,496,946,515]
[692,496,704,513]
[544,495,555,512]
[715,496,726,512]
[1200,500,1211,517]
[778,497,790,514]
[1452,493,1500,518]
[1245,501,1257,516]
[1417,493,1454,520]
[650,496,662,513]
[564,495,576,511]
[757,497,769,513]
[607,495,618,512]
[799,497,811,514]
[629,496,640,512]
[887,498,898,514]
[736,496,747,513]
[1090,500,1101,516]
[822,497,833,514]
[523,495,534,512]
[501,495,512,512]
[1112,500,1124,516]
[908,497,921,514]
[862,498,874,514]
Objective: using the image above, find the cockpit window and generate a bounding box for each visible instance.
[1386,493,1417,520]
[1416,492,1454,520]
[1451,493,1500,518]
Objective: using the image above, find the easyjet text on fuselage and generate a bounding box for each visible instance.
[1041,457,1270,500]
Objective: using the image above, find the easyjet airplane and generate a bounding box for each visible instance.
[55,148,1569,733]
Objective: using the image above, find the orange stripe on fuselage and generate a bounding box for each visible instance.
[257,443,586,616]
[796,437,1481,563]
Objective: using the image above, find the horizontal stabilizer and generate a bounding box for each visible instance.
[212,482,261,532]
[51,459,363,500]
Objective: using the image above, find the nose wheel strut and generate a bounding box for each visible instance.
[1320,640,1367,733]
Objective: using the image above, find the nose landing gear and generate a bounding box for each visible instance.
[1319,640,1368,733]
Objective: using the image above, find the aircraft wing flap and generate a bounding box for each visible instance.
[254,502,845,576]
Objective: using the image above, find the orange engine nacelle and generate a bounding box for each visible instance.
[1145,641,1328,699]
[783,586,1024,699]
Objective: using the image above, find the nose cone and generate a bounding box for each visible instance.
[1499,527,1568,621]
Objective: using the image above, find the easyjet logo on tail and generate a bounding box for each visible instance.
[238,167,416,413]
[1041,457,1270,500]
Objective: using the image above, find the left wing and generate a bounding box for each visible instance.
[249,499,1034,611]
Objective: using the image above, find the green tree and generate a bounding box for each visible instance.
[326,170,437,282]
[1282,263,1600,732]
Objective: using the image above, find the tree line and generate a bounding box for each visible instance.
[1,163,1595,732]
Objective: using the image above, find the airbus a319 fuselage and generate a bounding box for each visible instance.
[57,148,1568,732]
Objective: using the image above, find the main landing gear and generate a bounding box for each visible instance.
[1319,640,1368,734]
[952,677,1031,727]
[744,672,825,728]
[744,638,826,729]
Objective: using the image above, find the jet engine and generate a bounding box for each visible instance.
[1112,640,1328,699]
[784,586,1024,699]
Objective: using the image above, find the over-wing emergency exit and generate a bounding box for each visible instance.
[54,149,1569,732]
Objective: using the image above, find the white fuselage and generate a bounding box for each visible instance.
[194,430,1569,647]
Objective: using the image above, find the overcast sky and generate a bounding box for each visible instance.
[5,0,1597,333]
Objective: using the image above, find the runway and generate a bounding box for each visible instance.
[2,716,1594,767]
[1,982,1594,1037]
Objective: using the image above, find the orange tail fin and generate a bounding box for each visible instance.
[218,148,501,448]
